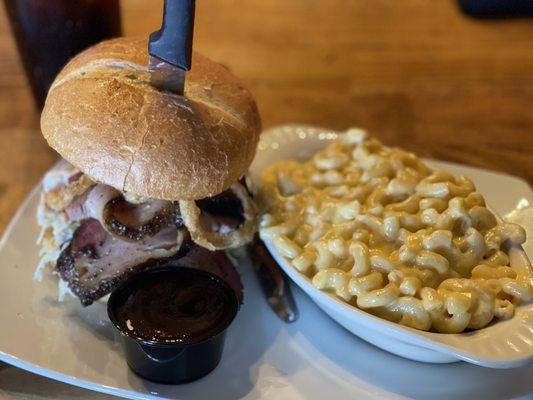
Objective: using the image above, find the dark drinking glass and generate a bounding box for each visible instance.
[3,0,122,108]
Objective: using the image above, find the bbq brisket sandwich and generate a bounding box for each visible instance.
[36,37,261,305]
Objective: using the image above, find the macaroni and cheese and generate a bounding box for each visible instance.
[258,129,533,333]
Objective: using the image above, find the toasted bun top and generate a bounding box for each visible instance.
[41,37,261,200]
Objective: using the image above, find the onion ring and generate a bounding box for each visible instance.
[45,174,95,211]
[103,197,180,241]
[179,182,257,250]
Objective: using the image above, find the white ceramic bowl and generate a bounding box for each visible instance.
[249,124,533,368]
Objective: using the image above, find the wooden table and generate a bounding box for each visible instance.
[0,0,532,398]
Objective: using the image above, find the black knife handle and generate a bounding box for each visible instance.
[148,0,195,70]
[458,0,533,18]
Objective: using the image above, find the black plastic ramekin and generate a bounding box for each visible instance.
[107,267,239,384]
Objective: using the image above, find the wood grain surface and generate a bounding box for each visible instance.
[0,0,532,398]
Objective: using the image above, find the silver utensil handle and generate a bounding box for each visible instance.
[249,237,299,323]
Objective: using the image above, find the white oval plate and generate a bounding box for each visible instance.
[0,125,531,400]
[249,124,533,368]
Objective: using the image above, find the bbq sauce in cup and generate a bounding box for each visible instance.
[115,270,236,342]
[108,267,239,383]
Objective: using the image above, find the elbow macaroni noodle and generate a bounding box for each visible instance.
[258,129,533,333]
